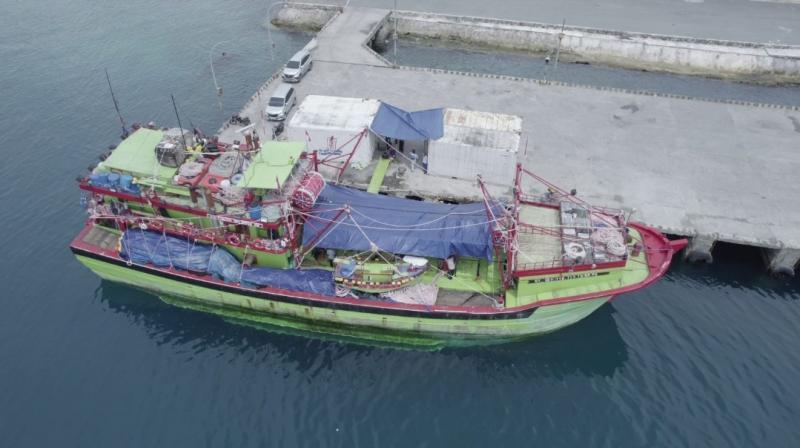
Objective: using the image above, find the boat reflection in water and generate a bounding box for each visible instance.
[98,280,629,378]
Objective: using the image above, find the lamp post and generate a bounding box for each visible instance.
[266,1,288,62]
[209,40,229,111]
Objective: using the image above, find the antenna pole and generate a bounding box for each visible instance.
[170,95,189,150]
[554,19,565,70]
[393,0,398,67]
[104,68,127,136]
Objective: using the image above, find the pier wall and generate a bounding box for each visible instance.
[273,3,800,83]
[389,11,800,83]
[271,2,341,31]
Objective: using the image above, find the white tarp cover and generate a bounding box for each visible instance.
[428,108,522,185]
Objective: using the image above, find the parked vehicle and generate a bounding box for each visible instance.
[264,84,296,121]
[282,49,312,83]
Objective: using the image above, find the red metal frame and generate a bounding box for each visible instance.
[312,129,367,183]
[79,181,285,229]
[296,207,348,264]
[98,215,293,254]
[509,164,638,277]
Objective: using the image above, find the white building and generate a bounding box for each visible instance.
[287,95,381,171]
[427,108,522,185]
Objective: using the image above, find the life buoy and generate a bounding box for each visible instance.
[252,239,266,251]
[227,234,241,246]
[565,242,587,260]
[606,240,627,257]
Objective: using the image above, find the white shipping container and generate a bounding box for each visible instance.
[428,108,521,185]
[287,95,381,170]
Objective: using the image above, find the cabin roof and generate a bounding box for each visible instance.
[101,129,177,181]
[241,141,304,190]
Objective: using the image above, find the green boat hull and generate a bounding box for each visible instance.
[76,255,611,346]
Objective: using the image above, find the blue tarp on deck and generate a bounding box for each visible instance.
[370,102,444,141]
[301,185,498,260]
[120,230,335,296]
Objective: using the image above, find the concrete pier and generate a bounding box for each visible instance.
[277,3,800,83]
[764,248,800,276]
[223,5,800,274]
[684,236,716,264]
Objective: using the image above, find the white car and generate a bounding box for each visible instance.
[264,84,296,121]
[282,49,312,83]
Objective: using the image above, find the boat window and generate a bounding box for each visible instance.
[287,60,300,68]
[268,97,284,107]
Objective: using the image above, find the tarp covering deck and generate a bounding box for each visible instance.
[301,185,498,260]
[120,230,335,295]
[370,102,444,141]
[241,141,304,190]
[101,129,177,181]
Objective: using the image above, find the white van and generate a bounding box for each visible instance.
[264,84,296,121]
[282,49,312,83]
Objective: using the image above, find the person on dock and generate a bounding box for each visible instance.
[422,154,428,174]
[410,149,418,171]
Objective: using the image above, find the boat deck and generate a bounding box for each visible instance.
[516,204,562,270]
[82,225,120,251]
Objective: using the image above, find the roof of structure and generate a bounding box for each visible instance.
[289,95,381,132]
[241,141,304,189]
[101,129,177,180]
[438,108,522,153]
[371,102,444,141]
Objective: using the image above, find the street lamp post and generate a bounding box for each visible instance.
[209,40,229,111]
[266,1,288,62]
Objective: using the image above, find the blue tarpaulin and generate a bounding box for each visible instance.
[370,102,444,141]
[120,230,335,296]
[121,230,212,271]
[241,268,335,296]
[301,185,499,260]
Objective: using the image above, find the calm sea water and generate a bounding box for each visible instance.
[1,1,799,446]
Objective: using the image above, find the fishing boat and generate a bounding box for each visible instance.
[71,125,686,345]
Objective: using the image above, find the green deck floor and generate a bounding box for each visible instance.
[367,158,392,193]
[420,257,501,294]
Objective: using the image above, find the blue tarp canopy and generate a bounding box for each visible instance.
[120,230,335,296]
[370,102,444,141]
[301,185,499,260]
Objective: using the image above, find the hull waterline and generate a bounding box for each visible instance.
[75,253,612,346]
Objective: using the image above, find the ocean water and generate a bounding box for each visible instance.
[1,1,799,446]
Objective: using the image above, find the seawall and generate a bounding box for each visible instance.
[270,2,341,31]
[275,3,800,84]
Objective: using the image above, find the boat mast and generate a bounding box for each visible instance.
[170,94,189,151]
[104,68,128,138]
